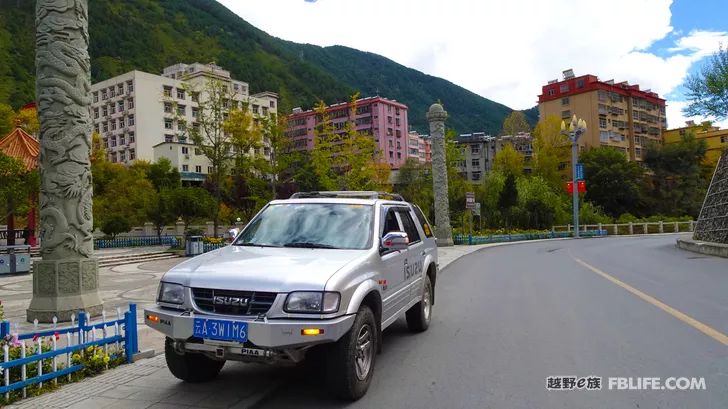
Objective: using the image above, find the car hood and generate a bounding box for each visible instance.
[162,245,368,292]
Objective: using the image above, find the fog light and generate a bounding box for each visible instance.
[301,328,324,336]
[146,314,160,323]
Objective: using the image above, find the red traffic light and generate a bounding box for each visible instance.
[566,181,574,193]
[566,181,586,194]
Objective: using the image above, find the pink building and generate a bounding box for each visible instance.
[407,131,432,164]
[286,96,410,169]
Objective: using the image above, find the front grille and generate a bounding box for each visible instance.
[192,288,277,316]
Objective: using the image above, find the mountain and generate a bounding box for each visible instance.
[0,0,533,134]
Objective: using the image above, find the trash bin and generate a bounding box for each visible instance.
[185,236,204,257]
[1,245,31,274]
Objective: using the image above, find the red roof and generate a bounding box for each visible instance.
[0,126,40,170]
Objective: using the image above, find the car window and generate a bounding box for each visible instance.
[412,205,434,238]
[398,209,421,244]
[382,208,402,236]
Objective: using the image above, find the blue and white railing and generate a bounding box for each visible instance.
[0,304,138,399]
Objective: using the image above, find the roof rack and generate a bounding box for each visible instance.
[290,191,405,201]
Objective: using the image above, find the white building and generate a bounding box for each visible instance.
[90,62,278,182]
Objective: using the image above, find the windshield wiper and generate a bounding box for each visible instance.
[234,242,278,247]
[283,242,337,249]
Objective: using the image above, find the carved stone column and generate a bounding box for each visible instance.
[427,103,454,247]
[28,0,102,322]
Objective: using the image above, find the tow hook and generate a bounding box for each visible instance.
[215,347,225,358]
[173,340,185,355]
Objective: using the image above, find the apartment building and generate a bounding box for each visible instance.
[407,131,432,164]
[454,132,534,183]
[285,96,410,169]
[538,70,666,161]
[90,62,278,182]
[664,121,728,165]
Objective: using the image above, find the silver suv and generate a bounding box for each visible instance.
[144,191,438,400]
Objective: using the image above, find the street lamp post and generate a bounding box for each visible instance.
[561,115,587,238]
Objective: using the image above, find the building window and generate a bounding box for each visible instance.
[110,152,116,163]
[164,103,173,113]
[129,132,135,143]
[721,136,728,144]
[93,92,98,103]
[182,147,189,154]
[117,84,124,95]
[396,130,402,138]
[192,107,198,118]
[635,148,642,157]
[561,110,571,119]
[128,114,135,126]
[397,152,401,159]
[389,151,393,158]
[396,118,401,126]
[164,119,173,130]
[600,131,609,142]
[576,79,585,89]
[182,164,189,172]
[472,159,480,167]
[110,137,116,147]
[110,121,116,131]
[561,97,569,106]
[387,105,393,113]
[163,86,172,97]
[93,108,99,119]
[101,90,107,100]
[471,145,480,154]
[195,165,202,173]
[165,134,174,143]
[472,172,481,181]
[102,122,108,133]
[387,116,393,124]
[129,149,135,160]
[119,118,125,128]
[270,100,275,108]
[208,166,213,174]
[94,124,99,133]
[548,89,556,96]
[119,135,125,145]
[102,106,108,116]
[127,81,134,92]
[109,87,115,98]
[177,105,186,116]
[560,84,569,93]
[192,92,199,102]
[118,100,124,112]
[110,104,116,114]
[599,118,607,129]
[177,89,185,99]
[128,98,134,109]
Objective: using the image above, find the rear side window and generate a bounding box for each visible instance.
[411,205,434,238]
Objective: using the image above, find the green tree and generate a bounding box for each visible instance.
[643,132,708,217]
[169,186,214,232]
[498,173,518,230]
[144,158,181,239]
[259,113,291,198]
[532,115,570,189]
[146,157,181,191]
[0,151,39,245]
[0,103,14,136]
[92,161,155,230]
[684,45,728,119]
[395,158,433,218]
[516,176,568,230]
[502,111,531,136]
[493,143,525,177]
[101,215,131,239]
[580,147,644,218]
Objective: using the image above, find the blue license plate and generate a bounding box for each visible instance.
[193,318,248,343]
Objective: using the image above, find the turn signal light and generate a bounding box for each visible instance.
[301,328,324,336]
[146,314,160,323]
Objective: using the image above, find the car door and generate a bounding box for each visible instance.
[379,206,410,323]
[396,207,426,302]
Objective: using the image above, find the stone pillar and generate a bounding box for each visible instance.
[28,0,102,322]
[427,103,453,247]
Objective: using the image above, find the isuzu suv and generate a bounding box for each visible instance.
[144,191,438,400]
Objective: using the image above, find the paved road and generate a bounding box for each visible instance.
[255,234,728,409]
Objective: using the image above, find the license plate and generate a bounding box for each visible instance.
[193,318,248,343]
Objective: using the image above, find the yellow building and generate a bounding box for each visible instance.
[538,70,667,161]
[664,122,728,165]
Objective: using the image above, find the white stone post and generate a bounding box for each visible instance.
[427,103,453,246]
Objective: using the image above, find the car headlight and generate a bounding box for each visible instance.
[157,282,185,304]
[284,291,340,313]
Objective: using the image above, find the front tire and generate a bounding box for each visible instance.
[406,274,433,332]
[165,337,225,382]
[326,305,377,401]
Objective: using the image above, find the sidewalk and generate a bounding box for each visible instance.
[4,243,508,409]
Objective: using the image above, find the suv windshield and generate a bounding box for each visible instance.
[234,203,373,249]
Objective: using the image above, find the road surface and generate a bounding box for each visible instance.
[255,234,728,409]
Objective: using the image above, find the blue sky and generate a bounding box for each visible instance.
[222,0,727,128]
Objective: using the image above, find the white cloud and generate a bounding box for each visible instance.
[218,0,727,129]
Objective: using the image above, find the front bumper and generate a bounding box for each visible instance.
[144,305,356,349]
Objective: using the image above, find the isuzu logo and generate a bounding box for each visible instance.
[213,296,249,306]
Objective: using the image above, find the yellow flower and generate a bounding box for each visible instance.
[103,355,110,364]
[72,353,81,362]
[86,346,93,353]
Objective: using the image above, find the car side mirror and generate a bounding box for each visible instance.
[382,231,409,251]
